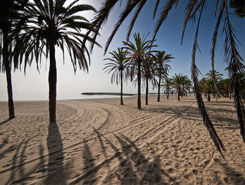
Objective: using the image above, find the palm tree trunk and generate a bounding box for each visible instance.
[3,29,15,119]
[208,93,211,101]
[48,41,57,122]
[177,87,180,101]
[145,77,148,105]
[137,59,141,109]
[167,91,169,99]
[157,77,161,102]
[120,70,123,105]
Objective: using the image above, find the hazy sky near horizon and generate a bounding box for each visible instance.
[0,0,244,101]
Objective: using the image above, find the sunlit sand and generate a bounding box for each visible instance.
[0,95,244,184]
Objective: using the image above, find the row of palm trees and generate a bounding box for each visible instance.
[200,70,245,102]
[162,74,192,101]
[104,33,174,108]
[91,0,245,154]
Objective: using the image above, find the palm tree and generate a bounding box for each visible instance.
[13,0,99,122]
[172,74,191,101]
[153,51,174,102]
[182,75,192,97]
[0,0,27,119]
[161,78,173,99]
[142,50,155,105]
[104,48,128,105]
[205,70,223,98]
[91,0,245,152]
[123,33,154,109]
[172,74,183,101]
[200,78,213,101]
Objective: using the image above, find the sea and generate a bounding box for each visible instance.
[0,90,124,101]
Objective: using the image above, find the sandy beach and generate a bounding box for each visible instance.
[0,95,244,185]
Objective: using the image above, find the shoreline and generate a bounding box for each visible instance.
[0,94,138,102]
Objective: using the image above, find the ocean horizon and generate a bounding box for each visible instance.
[0,90,134,101]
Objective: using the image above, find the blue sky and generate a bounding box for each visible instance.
[0,0,244,101]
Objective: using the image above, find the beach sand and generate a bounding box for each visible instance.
[0,95,244,185]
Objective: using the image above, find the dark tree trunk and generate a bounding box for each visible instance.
[177,87,180,101]
[145,77,148,105]
[137,59,141,109]
[48,41,57,122]
[208,93,211,101]
[3,29,15,119]
[167,92,169,99]
[120,70,123,105]
[157,77,161,102]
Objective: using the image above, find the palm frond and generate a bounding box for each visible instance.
[153,0,179,40]
[191,0,225,156]
[223,0,245,142]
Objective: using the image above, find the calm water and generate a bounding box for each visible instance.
[0,90,125,101]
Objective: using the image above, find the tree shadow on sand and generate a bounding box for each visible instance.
[45,121,66,185]
[114,134,178,185]
[210,158,245,185]
[4,138,45,184]
[0,119,11,126]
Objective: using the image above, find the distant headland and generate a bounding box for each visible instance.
[81,92,136,96]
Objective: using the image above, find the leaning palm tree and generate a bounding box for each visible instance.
[123,33,154,109]
[0,0,27,119]
[104,48,128,105]
[90,0,245,154]
[13,0,99,122]
[161,78,173,99]
[153,51,174,102]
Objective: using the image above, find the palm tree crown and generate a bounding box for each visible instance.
[104,48,128,84]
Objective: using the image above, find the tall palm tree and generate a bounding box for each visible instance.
[161,78,173,99]
[104,48,128,105]
[91,0,244,153]
[0,0,27,119]
[13,0,99,122]
[153,51,174,102]
[123,33,154,109]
